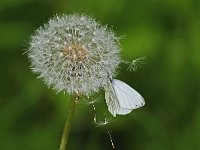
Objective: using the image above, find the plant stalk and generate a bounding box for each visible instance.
[59,94,77,150]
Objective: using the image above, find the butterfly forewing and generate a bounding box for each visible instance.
[112,79,145,110]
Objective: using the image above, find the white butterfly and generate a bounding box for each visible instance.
[105,79,145,117]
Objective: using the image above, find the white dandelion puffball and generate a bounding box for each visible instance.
[28,14,121,95]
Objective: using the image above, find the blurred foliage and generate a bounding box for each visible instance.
[0,0,200,150]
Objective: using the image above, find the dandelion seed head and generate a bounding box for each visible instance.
[28,14,121,95]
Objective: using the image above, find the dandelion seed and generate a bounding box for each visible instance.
[79,95,101,123]
[124,57,146,72]
[95,116,112,127]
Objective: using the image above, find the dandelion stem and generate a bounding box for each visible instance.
[59,94,78,150]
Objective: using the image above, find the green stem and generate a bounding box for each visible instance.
[59,95,77,150]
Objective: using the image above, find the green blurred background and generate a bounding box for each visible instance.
[1,0,200,149]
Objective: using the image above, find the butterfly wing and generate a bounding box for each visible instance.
[105,79,145,117]
[104,83,120,117]
[112,79,145,114]
[117,107,132,115]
